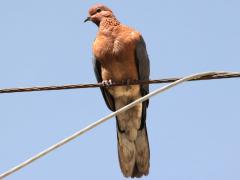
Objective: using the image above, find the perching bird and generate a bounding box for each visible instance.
[85,4,150,178]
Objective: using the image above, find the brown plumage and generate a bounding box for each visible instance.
[85,4,150,178]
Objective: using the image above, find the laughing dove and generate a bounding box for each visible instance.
[85,4,150,178]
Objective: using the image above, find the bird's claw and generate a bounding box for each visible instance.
[102,80,113,87]
[121,79,131,85]
[122,79,132,90]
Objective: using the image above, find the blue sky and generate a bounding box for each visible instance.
[0,0,240,179]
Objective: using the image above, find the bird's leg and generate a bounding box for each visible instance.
[121,79,132,90]
[102,79,113,87]
[126,79,131,86]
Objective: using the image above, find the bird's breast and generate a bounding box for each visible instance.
[93,32,139,82]
[93,36,127,60]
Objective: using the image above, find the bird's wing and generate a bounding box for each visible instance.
[93,57,115,111]
[135,35,150,107]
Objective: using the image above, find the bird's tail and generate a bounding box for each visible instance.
[116,102,150,178]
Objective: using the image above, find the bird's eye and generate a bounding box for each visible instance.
[96,8,101,13]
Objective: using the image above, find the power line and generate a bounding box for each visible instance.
[0,72,239,94]
[0,71,239,179]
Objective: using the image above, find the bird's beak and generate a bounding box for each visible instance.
[84,16,91,23]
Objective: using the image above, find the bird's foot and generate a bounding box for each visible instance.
[121,79,131,85]
[102,79,113,87]
[122,79,132,90]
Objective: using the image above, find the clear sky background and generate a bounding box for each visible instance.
[0,0,239,180]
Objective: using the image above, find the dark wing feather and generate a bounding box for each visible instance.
[93,57,115,111]
[135,35,150,107]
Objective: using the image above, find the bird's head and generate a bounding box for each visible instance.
[84,4,115,26]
